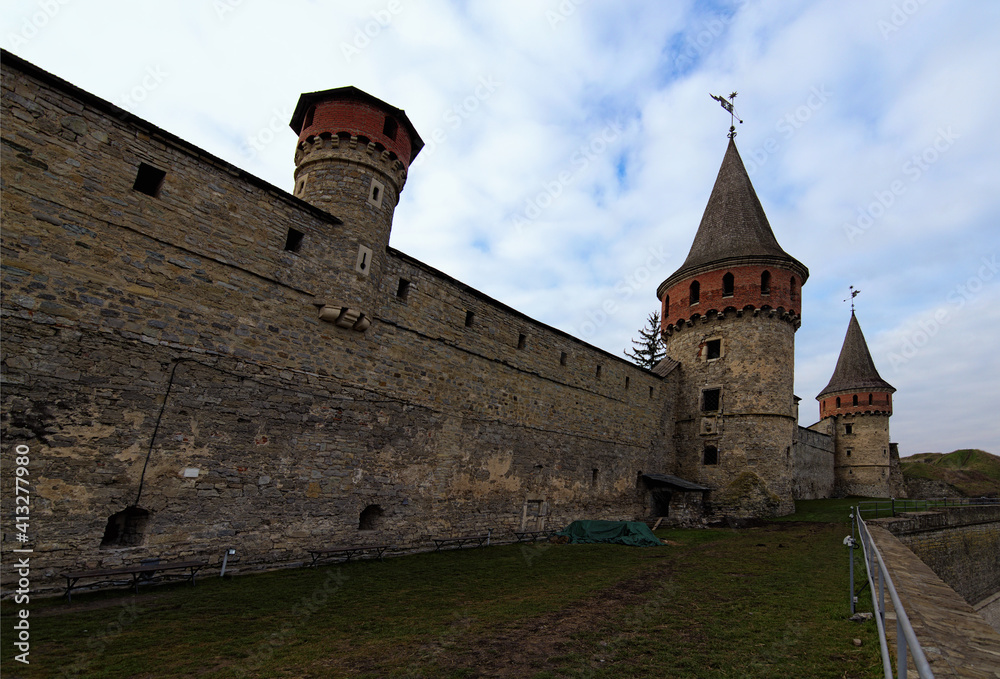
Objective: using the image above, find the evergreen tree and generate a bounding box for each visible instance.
[624,311,666,369]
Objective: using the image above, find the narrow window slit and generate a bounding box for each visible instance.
[284,227,304,252]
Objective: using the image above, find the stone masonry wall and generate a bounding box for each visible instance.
[874,506,1000,607]
[0,53,673,588]
[668,311,798,516]
[832,413,895,497]
[792,425,834,499]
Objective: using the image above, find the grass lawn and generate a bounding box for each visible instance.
[2,500,883,678]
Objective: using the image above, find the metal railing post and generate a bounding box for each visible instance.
[854,513,934,678]
[849,509,856,615]
[898,615,908,679]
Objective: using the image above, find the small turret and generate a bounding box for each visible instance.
[288,87,423,331]
[817,311,900,495]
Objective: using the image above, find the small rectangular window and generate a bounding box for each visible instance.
[396,278,410,300]
[284,227,304,252]
[382,116,398,140]
[703,446,719,465]
[702,388,721,412]
[517,333,526,350]
[595,365,602,379]
[559,352,567,366]
[625,376,630,389]
[465,310,475,327]
[845,423,853,435]
[132,162,166,197]
[706,339,721,360]
[649,386,654,398]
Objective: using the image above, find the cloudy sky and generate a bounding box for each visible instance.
[4,0,998,456]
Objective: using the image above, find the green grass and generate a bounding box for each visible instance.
[773,496,885,523]
[901,448,1000,497]
[2,500,883,678]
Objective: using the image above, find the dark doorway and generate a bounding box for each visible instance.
[650,489,672,517]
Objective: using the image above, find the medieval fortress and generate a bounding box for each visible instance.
[1,52,905,582]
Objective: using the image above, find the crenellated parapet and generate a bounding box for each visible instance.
[294,133,409,193]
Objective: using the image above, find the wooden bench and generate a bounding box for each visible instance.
[432,534,490,551]
[307,544,392,567]
[60,559,207,603]
[514,530,553,543]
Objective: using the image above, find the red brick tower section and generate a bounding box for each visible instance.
[817,312,901,496]
[289,87,423,331]
[656,137,808,518]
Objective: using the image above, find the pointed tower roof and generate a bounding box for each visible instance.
[658,138,807,294]
[818,312,895,398]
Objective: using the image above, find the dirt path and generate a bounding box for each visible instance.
[432,556,678,678]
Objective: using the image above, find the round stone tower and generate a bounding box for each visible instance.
[288,87,423,331]
[817,311,899,496]
[656,137,808,518]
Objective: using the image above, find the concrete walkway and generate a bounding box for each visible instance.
[869,526,1000,677]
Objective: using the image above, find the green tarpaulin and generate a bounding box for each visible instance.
[555,520,664,547]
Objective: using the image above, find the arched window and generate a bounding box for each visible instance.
[790,276,799,302]
[760,270,771,294]
[689,280,700,305]
[663,295,669,317]
[303,105,315,129]
[703,446,719,465]
[868,393,873,405]
[836,397,841,408]
[722,272,735,297]
[852,394,859,406]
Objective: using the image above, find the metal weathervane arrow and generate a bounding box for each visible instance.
[710,91,743,138]
[844,285,861,312]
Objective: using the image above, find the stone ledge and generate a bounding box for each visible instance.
[868,526,1000,677]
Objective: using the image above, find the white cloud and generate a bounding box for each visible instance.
[2,0,998,454]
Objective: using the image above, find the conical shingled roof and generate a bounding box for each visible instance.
[817,312,895,398]
[659,138,807,293]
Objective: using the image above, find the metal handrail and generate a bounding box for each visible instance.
[857,496,998,519]
[852,509,935,678]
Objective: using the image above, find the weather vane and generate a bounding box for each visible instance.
[844,285,861,312]
[710,91,743,138]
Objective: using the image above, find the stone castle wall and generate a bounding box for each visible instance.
[874,506,1000,608]
[0,55,674,587]
[792,425,835,499]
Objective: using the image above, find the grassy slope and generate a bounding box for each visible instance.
[1,501,881,679]
[901,449,1000,497]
